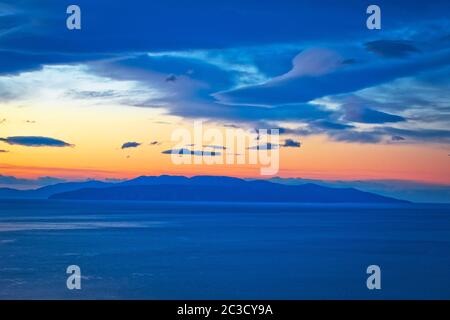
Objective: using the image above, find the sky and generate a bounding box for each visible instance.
[0,0,449,188]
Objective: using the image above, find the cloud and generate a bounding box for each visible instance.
[332,131,383,144]
[58,41,448,147]
[312,120,354,131]
[268,48,342,83]
[161,148,221,156]
[382,127,450,143]
[0,149,8,153]
[248,143,279,150]
[121,142,141,149]
[223,124,239,128]
[153,120,172,125]
[165,74,177,82]
[325,127,450,144]
[0,1,448,149]
[170,101,333,123]
[216,49,450,106]
[365,40,419,58]
[283,139,301,148]
[149,141,161,146]
[67,90,121,99]
[342,105,406,124]
[0,136,73,147]
[0,49,112,76]
[0,175,66,188]
[391,135,406,141]
[203,145,227,150]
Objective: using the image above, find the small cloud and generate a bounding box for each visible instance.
[342,104,405,124]
[0,175,66,187]
[153,120,172,125]
[149,141,161,146]
[203,145,226,150]
[313,120,354,130]
[165,74,177,82]
[248,143,279,150]
[391,135,406,141]
[365,40,419,58]
[67,89,121,100]
[162,148,182,155]
[223,124,239,128]
[121,142,141,149]
[0,136,73,147]
[0,149,9,153]
[0,118,6,125]
[283,139,301,148]
[383,127,450,143]
[271,48,342,82]
[161,148,221,156]
[25,120,36,124]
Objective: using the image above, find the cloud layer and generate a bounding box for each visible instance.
[0,0,449,147]
[0,136,73,147]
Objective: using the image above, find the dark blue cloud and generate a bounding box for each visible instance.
[281,123,383,143]
[203,145,227,150]
[391,135,406,141]
[122,55,235,90]
[313,121,354,131]
[324,127,450,144]
[0,136,73,147]
[283,139,301,148]
[169,102,333,123]
[0,50,111,75]
[382,127,450,143]
[342,106,406,124]
[282,122,450,144]
[365,40,419,58]
[165,74,177,82]
[0,1,378,55]
[217,49,450,106]
[1,0,449,147]
[248,143,279,150]
[121,142,141,149]
[161,148,221,156]
[1,0,448,75]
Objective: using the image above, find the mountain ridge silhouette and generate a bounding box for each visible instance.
[44,175,408,203]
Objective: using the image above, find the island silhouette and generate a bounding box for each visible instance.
[0,175,408,203]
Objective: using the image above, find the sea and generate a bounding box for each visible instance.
[0,199,449,299]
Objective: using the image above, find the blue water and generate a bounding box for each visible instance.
[0,199,449,299]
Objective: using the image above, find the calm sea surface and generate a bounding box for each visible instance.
[0,199,449,299]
